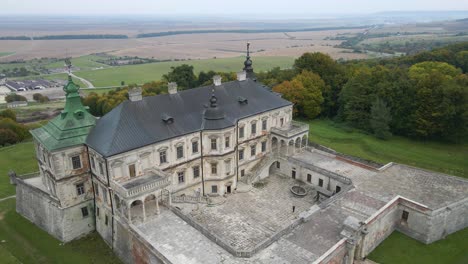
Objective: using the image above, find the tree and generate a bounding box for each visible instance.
[293,71,325,119]
[294,52,346,116]
[272,71,324,119]
[0,128,18,146]
[5,93,27,103]
[370,98,392,139]
[338,69,374,131]
[408,62,467,140]
[272,80,306,116]
[162,64,197,89]
[0,118,29,141]
[32,93,49,103]
[0,109,16,121]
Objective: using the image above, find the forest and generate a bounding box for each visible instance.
[82,42,468,142]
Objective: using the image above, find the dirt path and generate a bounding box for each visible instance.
[70,72,94,88]
[0,195,16,202]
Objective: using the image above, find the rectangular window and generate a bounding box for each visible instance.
[211,185,218,193]
[72,155,81,170]
[94,183,99,197]
[336,185,341,193]
[76,183,85,196]
[81,206,89,218]
[96,207,100,217]
[291,169,296,179]
[262,119,267,130]
[192,141,199,153]
[211,138,217,150]
[319,178,324,187]
[178,171,185,184]
[193,166,200,178]
[90,156,95,169]
[225,136,230,148]
[129,164,136,178]
[250,145,256,156]
[239,126,244,138]
[276,161,280,169]
[251,122,257,134]
[105,215,109,226]
[402,210,409,222]
[241,169,245,177]
[99,162,104,175]
[239,149,244,160]
[225,160,231,175]
[307,174,312,183]
[159,151,167,164]
[261,141,267,152]
[102,186,108,204]
[280,118,284,126]
[211,163,217,175]
[176,146,184,159]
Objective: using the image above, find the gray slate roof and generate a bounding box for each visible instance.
[86,79,291,157]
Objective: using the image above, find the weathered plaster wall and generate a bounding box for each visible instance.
[16,179,95,242]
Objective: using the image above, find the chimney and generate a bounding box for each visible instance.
[168,82,177,94]
[128,87,142,102]
[237,71,247,81]
[213,75,222,86]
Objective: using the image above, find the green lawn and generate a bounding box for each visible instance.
[44,55,109,71]
[306,119,467,178]
[0,142,38,199]
[368,229,468,264]
[0,52,15,58]
[75,56,294,87]
[0,199,122,264]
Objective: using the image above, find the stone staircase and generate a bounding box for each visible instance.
[242,153,279,184]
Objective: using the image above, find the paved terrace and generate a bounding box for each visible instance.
[177,174,316,251]
[292,150,468,209]
[133,149,468,263]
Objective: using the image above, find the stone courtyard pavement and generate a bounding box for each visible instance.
[177,173,316,251]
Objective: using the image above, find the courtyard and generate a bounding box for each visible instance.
[176,173,316,252]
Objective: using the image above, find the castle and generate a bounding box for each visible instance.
[10,46,468,264]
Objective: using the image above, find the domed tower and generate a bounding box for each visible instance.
[243,42,255,79]
[15,72,97,242]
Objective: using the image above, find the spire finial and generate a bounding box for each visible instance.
[243,42,254,78]
[210,87,217,108]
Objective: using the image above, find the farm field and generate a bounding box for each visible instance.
[368,229,468,264]
[74,56,295,87]
[0,198,122,264]
[306,119,467,178]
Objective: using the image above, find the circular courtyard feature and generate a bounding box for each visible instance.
[290,185,308,197]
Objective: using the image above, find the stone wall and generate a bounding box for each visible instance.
[16,178,95,242]
[113,218,170,264]
[313,238,347,264]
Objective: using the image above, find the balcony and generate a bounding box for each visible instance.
[112,169,171,199]
[271,121,309,139]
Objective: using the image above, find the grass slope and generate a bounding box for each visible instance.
[368,229,468,264]
[75,56,294,87]
[306,119,467,178]
[0,199,122,264]
[0,142,38,199]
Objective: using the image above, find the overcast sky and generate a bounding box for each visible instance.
[3,0,468,15]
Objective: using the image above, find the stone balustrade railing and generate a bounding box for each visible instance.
[271,120,309,138]
[112,177,171,199]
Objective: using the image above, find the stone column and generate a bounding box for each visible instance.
[345,238,357,264]
[128,204,132,223]
[142,201,146,222]
[156,197,160,215]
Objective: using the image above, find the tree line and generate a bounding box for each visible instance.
[81,42,467,142]
[83,66,237,116]
[261,42,468,142]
